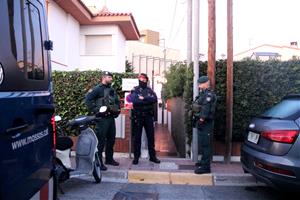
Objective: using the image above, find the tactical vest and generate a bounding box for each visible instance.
[192,90,217,119]
[97,86,120,116]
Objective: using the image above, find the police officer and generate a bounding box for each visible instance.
[85,71,120,171]
[193,75,217,174]
[131,73,160,165]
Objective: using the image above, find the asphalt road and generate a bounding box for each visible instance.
[57,178,293,200]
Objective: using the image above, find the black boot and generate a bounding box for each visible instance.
[194,166,211,174]
[132,158,139,165]
[149,157,160,164]
[99,156,107,171]
[105,159,119,166]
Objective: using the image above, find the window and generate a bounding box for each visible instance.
[0,0,47,91]
[24,1,44,80]
[85,35,112,55]
[261,99,300,119]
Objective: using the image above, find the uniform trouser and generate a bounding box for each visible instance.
[132,115,156,159]
[95,117,116,161]
[197,121,213,168]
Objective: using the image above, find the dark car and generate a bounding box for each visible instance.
[0,0,55,199]
[241,94,300,190]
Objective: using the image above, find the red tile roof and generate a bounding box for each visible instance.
[97,6,133,17]
[53,0,140,40]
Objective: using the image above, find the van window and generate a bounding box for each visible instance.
[0,0,48,91]
[24,1,44,80]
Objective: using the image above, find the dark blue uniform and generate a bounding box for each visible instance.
[131,85,158,160]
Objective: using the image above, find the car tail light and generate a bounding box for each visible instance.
[261,130,299,144]
[254,161,295,177]
[51,116,57,149]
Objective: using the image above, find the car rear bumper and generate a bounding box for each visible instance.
[241,144,300,189]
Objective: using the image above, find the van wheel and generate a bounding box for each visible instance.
[93,153,102,183]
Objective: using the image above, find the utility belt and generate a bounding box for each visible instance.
[132,109,154,117]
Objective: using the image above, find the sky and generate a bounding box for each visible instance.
[83,0,300,60]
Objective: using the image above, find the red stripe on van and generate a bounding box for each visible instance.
[40,182,49,200]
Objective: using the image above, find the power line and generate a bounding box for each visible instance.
[170,14,186,45]
[168,0,178,45]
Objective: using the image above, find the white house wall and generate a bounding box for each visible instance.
[126,41,180,75]
[116,27,126,72]
[80,25,126,72]
[126,41,181,62]
[47,1,80,71]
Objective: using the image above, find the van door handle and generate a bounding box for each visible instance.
[35,104,55,114]
[6,124,29,133]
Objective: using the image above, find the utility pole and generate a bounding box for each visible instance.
[162,41,166,125]
[187,0,192,66]
[186,0,193,158]
[192,0,200,162]
[158,38,166,125]
[208,0,216,89]
[225,0,233,164]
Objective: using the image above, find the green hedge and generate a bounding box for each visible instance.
[52,70,137,135]
[164,60,300,143]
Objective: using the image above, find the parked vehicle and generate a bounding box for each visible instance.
[54,107,108,193]
[241,94,300,190]
[0,0,55,199]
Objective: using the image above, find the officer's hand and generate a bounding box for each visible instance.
[199,118,205,124]
[138,95,144,100]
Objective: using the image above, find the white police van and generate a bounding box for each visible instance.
[0,0,55,199]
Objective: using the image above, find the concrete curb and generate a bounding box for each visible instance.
[213,173,265,186]
[101,169,263,187]
[102,170,128,183]
[128,170,213,185]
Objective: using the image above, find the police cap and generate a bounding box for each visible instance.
[197,76,209,84]
[102,71,113,77]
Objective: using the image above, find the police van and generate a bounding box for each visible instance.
[0,0,55,199]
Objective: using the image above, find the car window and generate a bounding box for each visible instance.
[261,99,300,119]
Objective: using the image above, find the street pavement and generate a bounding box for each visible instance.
[57,180,288,200]
[57,156,293,200]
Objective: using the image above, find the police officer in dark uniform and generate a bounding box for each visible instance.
[193,75,217,174]
[131,73,160,165]
[85,71,120,171]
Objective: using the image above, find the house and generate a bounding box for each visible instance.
[127,29,181,76]
[46,0,140,72]
[234,43,300,61]
[46,0,140,152]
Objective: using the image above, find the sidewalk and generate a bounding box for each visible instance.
[101,155,264,187]
[99,124,262,187]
